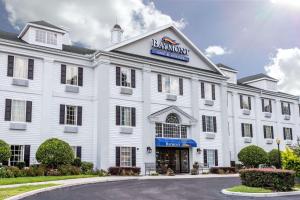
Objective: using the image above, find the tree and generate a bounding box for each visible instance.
[238,145,268,168]
[36,138,74,168]
[281,147,300,177]
[268,149,281,168]
[0,140,11,164]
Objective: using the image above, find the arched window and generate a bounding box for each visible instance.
[166,113,180,124]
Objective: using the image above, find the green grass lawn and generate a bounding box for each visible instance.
[296,184,300,189]
[0,184,58,200]
[227,185,272,193]
[0,175,97,185]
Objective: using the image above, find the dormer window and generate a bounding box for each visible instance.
[35,30,57,45]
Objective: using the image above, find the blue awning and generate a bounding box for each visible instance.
[155,138,197,147]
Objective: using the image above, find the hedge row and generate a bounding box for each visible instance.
[240,168,295,191]
[209,167,236,174]
[108,167,141,176]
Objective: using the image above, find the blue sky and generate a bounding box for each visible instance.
[0,0,299,80]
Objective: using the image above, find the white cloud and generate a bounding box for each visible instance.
[3,0,186,49]
[265,48,300,95]
[204,45,231,58]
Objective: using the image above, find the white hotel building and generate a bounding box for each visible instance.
[0,21,299,173]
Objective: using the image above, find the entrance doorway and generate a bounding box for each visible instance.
[156,147,189,173]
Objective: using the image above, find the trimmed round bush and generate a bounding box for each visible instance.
[36,138,74,168]
[0,139,11,164]
[238,145,268,168]
[268,149,281,168]
[240,168,295,191]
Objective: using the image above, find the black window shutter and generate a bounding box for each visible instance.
[201,82,205,99]
[283,128,286,140]
[131,147,136,167]
[214,150,218,166]
[240,95,243,109]
[77,106,82,126]
[131,69,135,88]
[248,96,251,110]
[157,74,162,92]
[290,128,293,140]
[78,67,83,86]
[76,146,82,160]
[288,103,291,115]
[116,147,120,166]
[26,101,32,122]
[5,99,12,121]
[116,106,120,125]
[263,126,266,138]
[202,115,206,132]
[24,145,30,167]
[281,102,284,114]
[271,126,274,139]
[59,104,65,124]
[269,99,272,113]
[61,64,66,84]
[213,116,217,133]
[203,149,207,167]
[28,59,34,80]
[241,123,245,137]
[179,78,183,95]
[212,84,215,100]
[131,107,136,127]
[261,99,264,112]
[250,124,253,137]
[116,67,121,86]
[7,55,14,77]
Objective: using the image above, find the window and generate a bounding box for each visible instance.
[263,125,274,139]
[71,146,78,158]
[66,66,78,86]
[120,147,132,167]
[240,95,251,110]
[65,105,77,125]
[281,102,291,115]
[35,30,46,43]
[10,145,24,166]
[14,57,28,79]
[283,127,293,140]
[204,149,218,167]
[262,98,272,113]
[11,100,26,122]
[242,123,253,137]
[47,32,57,45]
[121,107,131,126]
[121,68,131,87]
[201,82,216,100]
[162,75,179,95]
[202,115,217,133]
[155,113,187,138]
[35,30,57,45]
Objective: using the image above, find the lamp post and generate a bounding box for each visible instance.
[276,138,281,169]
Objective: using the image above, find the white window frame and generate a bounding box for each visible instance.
[65,105,78,125]
[13,56,28,80]
[243,123,252,137]
[204,116,214,133]
[120,107,132,126]
[46,32,57,45]
[9,145,24,166]
[71,146,77,158]
[66,65,79,86]
[241,95,250,110]
[35,29,57,45]
[282,102,291,115]
[162,75,179,95]
[206,149,216,167]
[120,147,132,167]
[11,99,26,123]
[284,128,292,140]
[264,125,273,139]
[262,98,272,113]
[120,67,131,88]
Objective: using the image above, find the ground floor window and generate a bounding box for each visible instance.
[204,149,218,167]
[116,146,136,167]
[10,145,24,166]
[71,146,82,160]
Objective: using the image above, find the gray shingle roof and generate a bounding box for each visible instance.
[0,29,95,55]
[238,73,278,83]
[29,20,65,31]
[216,63,237,71]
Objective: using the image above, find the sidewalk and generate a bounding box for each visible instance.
[0,174,239,189]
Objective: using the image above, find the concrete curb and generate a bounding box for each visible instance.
[221,188,300,197]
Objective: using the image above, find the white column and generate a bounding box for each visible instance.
[254,94,261,147]
[231,91,239,162]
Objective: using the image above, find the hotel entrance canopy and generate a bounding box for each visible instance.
[155,138,197,148]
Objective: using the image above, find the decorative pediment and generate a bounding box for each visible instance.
[148,106,197,126]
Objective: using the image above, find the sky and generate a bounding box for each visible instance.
[0,0,300,95]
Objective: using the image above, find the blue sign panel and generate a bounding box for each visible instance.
[155,138,197,147]
[150,49,189,62]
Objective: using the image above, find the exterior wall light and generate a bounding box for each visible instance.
[147,146,152,153]
[196,148,201,154]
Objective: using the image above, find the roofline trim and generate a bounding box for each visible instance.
[18,23,66,38]
[240,77,278,84]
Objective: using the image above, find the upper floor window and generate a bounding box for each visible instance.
[281,102,291,115]
[7,55,34,80]
[263,125,274,139]
[4,99,32,123]
[202,115,217,133]
[240,95,251,110]
[201,82,216,100]
[59,104,82,126]
[262,98,272,113]
[61,64,83,86]
[116,106,136,127]
[116,67,135,88]
[241,123,253,137]
[158,74,183,95]
[283,127,293,140]
[35,30,57,45]
[155,113,187,138]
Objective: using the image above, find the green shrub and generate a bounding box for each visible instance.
[240,168,295,191]
[238,145,268,168]
[0,167,14,178]
[281,147,300,177]
[0,140,11,164]
[92,169,108,176]
[72,158,82,167]
[36,138,74,168]
[268,149,281,168]
[81,162,94,174]
[210,167,236,174]
[6,166,24,177]
[16,161,26,169]
[58,165,81,175]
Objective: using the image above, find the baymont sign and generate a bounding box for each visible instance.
[150,36,190,62]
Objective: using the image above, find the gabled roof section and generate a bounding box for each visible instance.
[105,24,225,76]
[238,73,278,84]
[216,63,238,72]
[29,20,66,31]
